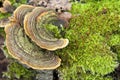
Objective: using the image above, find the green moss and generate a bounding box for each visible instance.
[107,34,120,46]
[9,0,26,7]
[0,28,5,38]
[56,0,120,80]
[80,72,113,80]
[0,13,11,19]
[45,24,63,38]
[3,62,35,80]
[71,0,120,15]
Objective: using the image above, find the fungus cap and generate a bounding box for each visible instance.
[5,23,61,70]
[13,5,34,25]
[24,7,69,51]
[0,0,14,13]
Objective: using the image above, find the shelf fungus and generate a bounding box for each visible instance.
[5,23,61,70]
[0,18,9,27]
[0,0,14,13]
[13,5,35,25]
[24,7,69,51]
[5,5,69,70]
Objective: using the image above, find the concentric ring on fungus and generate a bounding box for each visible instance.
[13,5,35,25]
[5,4,70,70]
[5,22,61,70]
[24,7,69,51]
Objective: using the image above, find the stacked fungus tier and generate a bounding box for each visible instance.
[5,5,69,70]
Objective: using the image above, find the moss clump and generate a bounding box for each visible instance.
[45,24,63,38]
[107,34,120,46]
[56,0,120,80]
[3,62,35,80]
[9,0,26,7]
[0,13,11,19]
[0,28,5,38]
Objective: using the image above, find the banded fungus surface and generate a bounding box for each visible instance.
[0,0,14,13]
[24,7,69,51]
[5,5,69,70]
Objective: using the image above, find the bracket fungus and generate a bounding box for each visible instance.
[0,18,9,27]
[13,5,35,25]
[24,7,69,51]
[0,0,14,13]
[5,23,61,70]
[5,5,69,70]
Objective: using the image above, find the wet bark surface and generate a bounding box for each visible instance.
[0,49,9,79]
[0,34,9,79]
[35,70,60,80]
[0,35,4,48]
